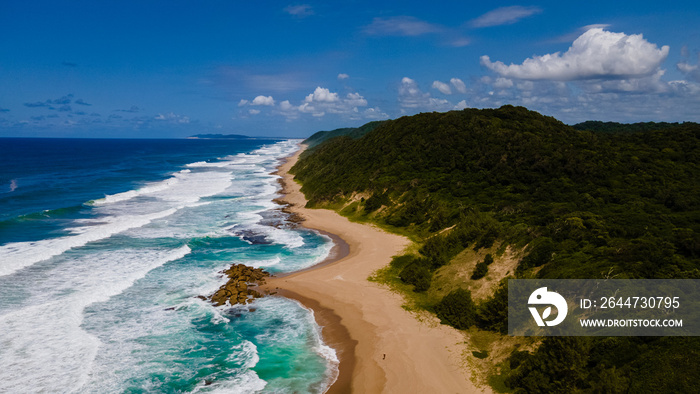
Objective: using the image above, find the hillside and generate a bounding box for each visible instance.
[291,105,700,392]
[302,120,386,149]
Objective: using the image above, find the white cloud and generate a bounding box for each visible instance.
[305,87,339,103]
[454,100,468,110]
[554,24,612,43]
[344,92,368,107]
[338,73,350,80]
[399,77,454,111]
[245,86,383,121]
[399,77,430,108]
[493,77,514,89]
[363,107,389,119]
[470,6,541,28]
[277,87,374,119]
[284,4,314,17]
[279,100,294,111]
[583,70,670,94]
[677,60,700,83]
[450,78,467,94]
[251,95,275,106]
[365,16,442,37]
[238,99,249,107]
[277,100,299,120]
[432,80,452,95]
[481,28,670,81]
[677,62,698,74]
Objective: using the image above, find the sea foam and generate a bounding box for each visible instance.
[0,245,191,393]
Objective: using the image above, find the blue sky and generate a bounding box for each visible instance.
[1,1,700,138]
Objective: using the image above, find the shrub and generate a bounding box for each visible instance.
[471,261,488,280]
[399,262,432,292]
[434,288,477,329]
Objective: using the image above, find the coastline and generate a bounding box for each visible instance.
[264,144,488,393]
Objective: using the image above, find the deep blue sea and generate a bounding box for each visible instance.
[0,138,337,393]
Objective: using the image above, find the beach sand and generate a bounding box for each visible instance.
[262,145,489,393]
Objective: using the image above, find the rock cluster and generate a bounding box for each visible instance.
[209,264,270,306]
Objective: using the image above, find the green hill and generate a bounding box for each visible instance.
[292,105,700,393]
[303,120,386,148]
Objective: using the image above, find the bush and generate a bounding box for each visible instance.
[390,254,415,269]
[471,254,494,280]
[471,261,488,279]
[476,279,509,333]
[434,288,477,329]
[518,237,555,272]
[399,262,432,292]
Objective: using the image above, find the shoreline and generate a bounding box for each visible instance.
[264,144,486,393]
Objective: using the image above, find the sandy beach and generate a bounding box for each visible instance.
[262,144,488,393]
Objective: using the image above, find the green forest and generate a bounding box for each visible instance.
[292,106,700,393]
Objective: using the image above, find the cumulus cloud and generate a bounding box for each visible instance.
[304,87,339,103]
[363,107,389,119]
[399,77,453,111]
[279,100,294,111]
[481,28,670,81]
[252,95,276,106]
[365,16,442,36]
[399,77,430,108]
[273,87,375,120]
[243,86,383,121]
[432,80,452,95]
[450,78,467,93]
[470,6,541,28]
[284,4,314,17]
[493,77,514,89]
[344,92,368,107]
[338,73,350,80]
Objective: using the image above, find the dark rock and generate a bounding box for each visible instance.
[204,264,271,306]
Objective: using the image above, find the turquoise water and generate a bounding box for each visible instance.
[0,138,337,393]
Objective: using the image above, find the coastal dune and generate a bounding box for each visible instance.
[263,145,487,393]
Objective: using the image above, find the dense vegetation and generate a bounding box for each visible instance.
[573,120,698,134]
[302,120,386,148]
[295,106,700,392]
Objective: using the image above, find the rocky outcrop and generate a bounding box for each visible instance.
[209,264,270,306]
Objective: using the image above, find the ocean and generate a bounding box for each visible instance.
[0,138,337,393]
